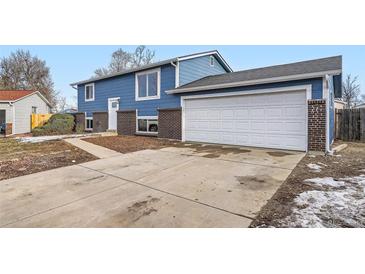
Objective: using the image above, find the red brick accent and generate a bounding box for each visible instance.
[308,100,326,151]
[74,112,85,132]
[158,108,182,140]
[93,112,108,132]
[5,123,12,135]
[117,110,136,136]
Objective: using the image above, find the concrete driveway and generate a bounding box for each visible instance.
[0,143,304,227]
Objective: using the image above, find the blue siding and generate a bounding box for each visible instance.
[179,55,228,86]
[78,72,324,119]
[78,64,179,117]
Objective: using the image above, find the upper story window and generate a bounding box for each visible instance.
[135,68,160,101]
[31,106,37,114]
[210,56,215,67]
[85,83,95,102]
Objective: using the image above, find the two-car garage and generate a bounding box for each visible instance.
[182,87,308,151]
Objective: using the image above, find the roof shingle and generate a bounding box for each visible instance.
[0,90,35,101]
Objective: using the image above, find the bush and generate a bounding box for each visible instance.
[32,114,75,136]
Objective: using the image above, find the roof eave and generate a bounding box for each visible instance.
[165,69,342,94]
[70,58,177,86]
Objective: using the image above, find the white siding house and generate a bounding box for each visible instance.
[0,90,51,135]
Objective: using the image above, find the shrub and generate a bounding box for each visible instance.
[32,114,75,136]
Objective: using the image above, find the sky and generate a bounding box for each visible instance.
[0,45,364,106]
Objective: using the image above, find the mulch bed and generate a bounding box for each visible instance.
[83,135,177,153]
[0,139,97,181]
[250,142,365,227]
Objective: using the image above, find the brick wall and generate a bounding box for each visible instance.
[5,123,12,136]
[93,112,108,132]
[308,99,326,151]
[158,108,182,140]
[117,110,136,136]
[74,112,85,132]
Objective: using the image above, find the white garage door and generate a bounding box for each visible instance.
[183,90,307,151]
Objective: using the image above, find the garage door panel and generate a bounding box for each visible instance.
[249,108,265,119]
[184,90,307,151]
[234,109,249,119]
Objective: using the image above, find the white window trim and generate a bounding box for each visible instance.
[85,117,93,130]
[85,83,95,102]
[136,115,158,134]
[209,56,215,67]
[135,68,161,101]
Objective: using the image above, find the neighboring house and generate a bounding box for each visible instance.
[71,50,342,152]
[354,102,365,109]
[59,108,78,114]
[0,90,52,136]
[334,99,346,110]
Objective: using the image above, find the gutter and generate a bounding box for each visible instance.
[165,69,342,94]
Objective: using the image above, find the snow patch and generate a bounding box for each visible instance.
[304,177,345,188]
[16,134,94,143]
[281,175,365,228]
[307,163,322,172]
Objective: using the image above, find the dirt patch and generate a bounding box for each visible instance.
[267,151,293,157]
[84,135,251,158]
[174,143,250,158]
[250,142,365,228]
[236,175,272,190]
[83,135,176,153]
[0,138,97,181]
[127,196,160,222]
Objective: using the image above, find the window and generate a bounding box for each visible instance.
[31,106,37,114]
[85,83,95,101]
[135,69,160,100]
[137,117,158,133]
[86,117,93,130]
[210,56,215,66]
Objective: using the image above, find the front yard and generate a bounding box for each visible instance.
[251,142,365,228]
[83,135,177,153]
[0,138,97,180]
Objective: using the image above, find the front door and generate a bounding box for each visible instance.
[108,98,119,130]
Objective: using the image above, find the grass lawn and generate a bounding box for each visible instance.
[0,138,97,181]
[251,142,365,228]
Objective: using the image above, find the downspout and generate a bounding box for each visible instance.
[170,60,179,88]
[324,75,331,154]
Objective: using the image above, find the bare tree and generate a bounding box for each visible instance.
[94,46,155,77]
[0,49,58,106]
[131,45,155,68]
[342,74,361,108]
[56,96,67,112]
[361,93,365,104]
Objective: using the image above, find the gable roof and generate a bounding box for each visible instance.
[166,56,342,94]
[0,90,35,101]
[70,50,233,86]
[0,90,52,106]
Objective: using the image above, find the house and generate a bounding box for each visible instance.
[59,107,78,114]
[71,50,342,152]
[0,90,52,136]
[334,99,346,110]
[354,102,365,109]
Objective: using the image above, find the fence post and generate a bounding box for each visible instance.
[361,109,365,142]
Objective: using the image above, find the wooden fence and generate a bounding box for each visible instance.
[31,113,53,129]
[335,109,365,141]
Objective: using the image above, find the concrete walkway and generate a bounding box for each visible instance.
[65,138,121,159]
